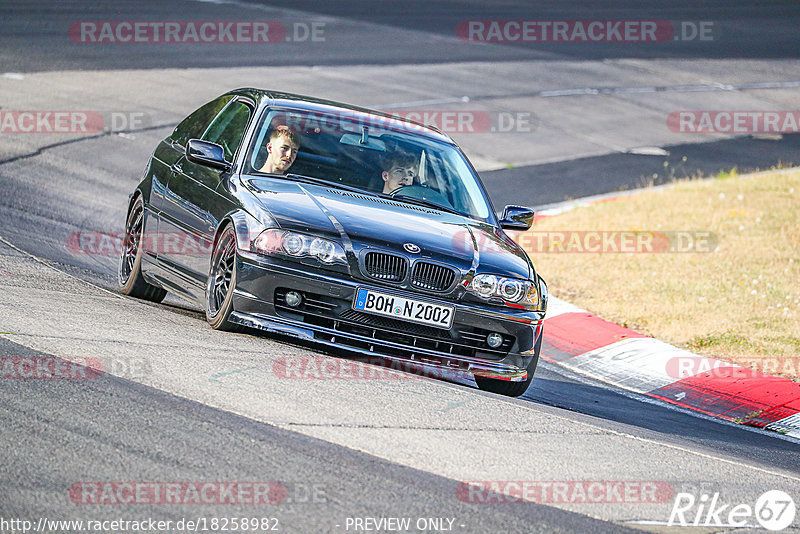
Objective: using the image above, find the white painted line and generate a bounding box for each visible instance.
[626,146,669,156]
[766,413,800,436]
[533,80,800,99]
[376,96,470,110]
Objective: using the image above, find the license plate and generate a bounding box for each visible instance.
[353,288,454,329]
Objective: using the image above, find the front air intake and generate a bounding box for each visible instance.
[411,261,457,292]
[363,251,407,281]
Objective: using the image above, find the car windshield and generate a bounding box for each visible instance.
[245,108,492,220]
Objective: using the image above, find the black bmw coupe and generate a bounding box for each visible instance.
[119,88,547,396]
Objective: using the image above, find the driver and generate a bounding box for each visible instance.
[259,125,300,174]
[380,152,418,194]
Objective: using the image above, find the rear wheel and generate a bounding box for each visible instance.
[206,225,243,332]
[475,332,541,397]
[118,197,167,302]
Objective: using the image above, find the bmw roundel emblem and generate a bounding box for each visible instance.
[403,243,421,254]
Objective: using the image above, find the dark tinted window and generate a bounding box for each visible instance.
[246,109,491,220]
[202,101,252,162]
[170,95,233,147]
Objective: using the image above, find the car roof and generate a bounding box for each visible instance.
[225,87,456,144]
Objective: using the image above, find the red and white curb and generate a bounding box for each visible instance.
[530,176,800,438]
[541,297,800,438]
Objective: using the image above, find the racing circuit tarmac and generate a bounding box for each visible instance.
[1,1,800,532]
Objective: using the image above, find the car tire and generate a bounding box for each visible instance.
[118,196,167,303]
[474,332,542,397]
[206,224,244,332]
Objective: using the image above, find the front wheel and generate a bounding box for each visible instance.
[118,196,167,303]
[205,225,243,332]
[475,333,541,397]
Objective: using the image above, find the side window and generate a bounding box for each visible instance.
[202,101,253,162]
[170,95,234,147]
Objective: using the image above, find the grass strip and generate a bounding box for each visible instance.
[518,167,800,380]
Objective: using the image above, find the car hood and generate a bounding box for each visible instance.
[244,177,532,279]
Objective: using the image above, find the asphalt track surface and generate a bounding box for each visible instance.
[1,1,800,533]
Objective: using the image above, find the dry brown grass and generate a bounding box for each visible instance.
[517,168,800,380]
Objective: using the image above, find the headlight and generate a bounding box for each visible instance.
[468,273,540,309]
[252,229,347,265]
[310,238,338,263]
[472,274,498,298]
[283,233,305,256]
[499,278,525,302]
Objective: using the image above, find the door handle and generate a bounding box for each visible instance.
[171,163,183,173]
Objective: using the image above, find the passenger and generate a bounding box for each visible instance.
[259,125,300,174]
[380,152,418,194]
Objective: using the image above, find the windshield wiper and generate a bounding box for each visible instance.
[254,172,379,196]
[284,173,380,196]
[388,194,463,216]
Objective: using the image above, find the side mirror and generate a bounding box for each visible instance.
[499,205,535,231]
[186,139,231,171]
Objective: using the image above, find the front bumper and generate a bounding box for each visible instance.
[232,252,545,381]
